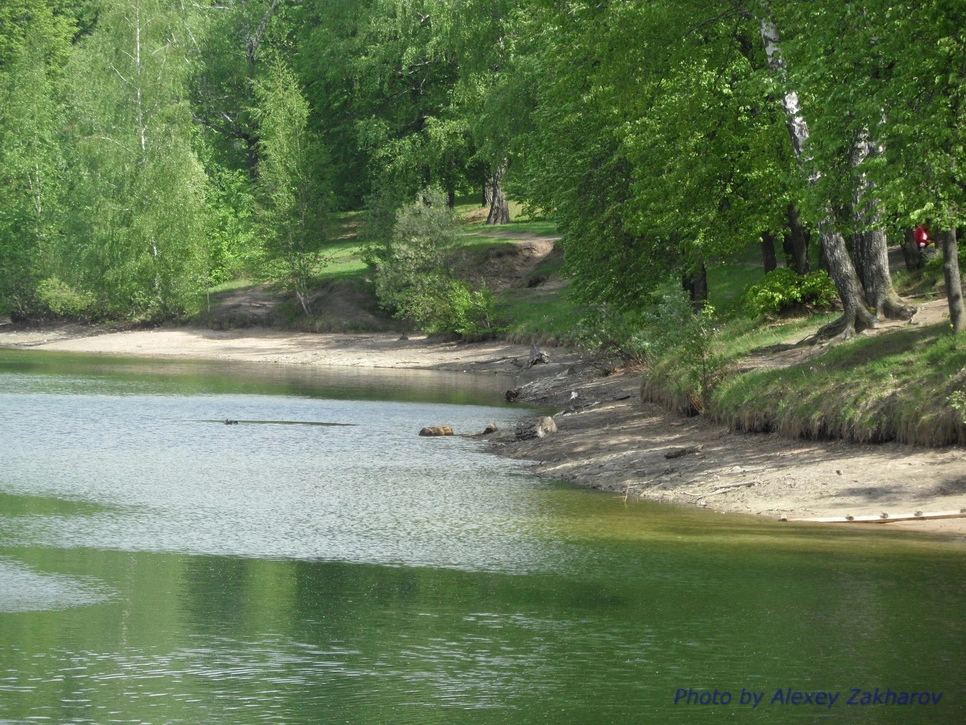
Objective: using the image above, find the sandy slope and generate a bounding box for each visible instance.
[2,320,965,540]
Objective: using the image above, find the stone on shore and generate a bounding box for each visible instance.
[515,416,557,440]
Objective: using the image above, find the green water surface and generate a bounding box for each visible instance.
[1,350,963,724]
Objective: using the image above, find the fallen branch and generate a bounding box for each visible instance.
[683,481,758,501]
[792,509,966,524]
[665,444,703,459]
[526,343,550,368]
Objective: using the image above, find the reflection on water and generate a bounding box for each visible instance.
[1,388,554,572]
[0,557,113,612]
[1,350,965,724]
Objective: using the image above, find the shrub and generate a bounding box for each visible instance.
[442,281,501,339]
[36,276,93,318]
[366,187,500,338]
[570,306,651,364]
[640,288,729,414]
[740,268,838,318]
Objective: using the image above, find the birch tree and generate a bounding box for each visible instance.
[756,8,880,339]
[252,60,328,316]
[66,0,209,319]
[774,0,963,333]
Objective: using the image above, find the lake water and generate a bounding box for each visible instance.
[1,350,964,723]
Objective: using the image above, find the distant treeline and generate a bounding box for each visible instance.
[1,1,963,331]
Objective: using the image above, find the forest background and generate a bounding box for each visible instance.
[2,0,966,447]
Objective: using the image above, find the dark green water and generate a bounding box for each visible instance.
[1,350,964,723]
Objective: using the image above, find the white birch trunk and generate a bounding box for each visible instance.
[757,10,877,338]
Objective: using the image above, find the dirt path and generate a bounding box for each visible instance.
[2,316,965,540]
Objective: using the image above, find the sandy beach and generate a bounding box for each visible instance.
[3,321,965,540]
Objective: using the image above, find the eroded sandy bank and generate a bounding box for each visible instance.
[3,322,965,540]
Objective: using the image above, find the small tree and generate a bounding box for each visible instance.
[641,289,728,415]
[252,61,328,316]
[366,186,496,336]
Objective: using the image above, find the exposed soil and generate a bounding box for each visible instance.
[2,241,964,541]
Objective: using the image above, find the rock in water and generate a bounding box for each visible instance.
[419,426,454,436]
[515,416,557,440]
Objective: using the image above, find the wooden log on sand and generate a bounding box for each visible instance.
[790,509,966,524]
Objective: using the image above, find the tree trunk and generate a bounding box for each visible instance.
[816,223,878,339]
[485,163,511,225]
[850,129,915,320]
[901,227,925,271]
[783,203,810,274]
[940,228,965,333]
[761,231,778,273]
[853,225,914,319]
[683,262,708,308]
[758,12,875,339]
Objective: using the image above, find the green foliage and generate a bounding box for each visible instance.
[56,0,212,321]
[36,276,93,317]
[0,7,72,319]
[740,268,839,319]
[440,281,500,339]
[367,187,498,337]
[366,186,455,309]
[204,166,258,285]
[251,60,330,315]
[521,0,796,313]
[641,289,730,414]
[566,307,651,364]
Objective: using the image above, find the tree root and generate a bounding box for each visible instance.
[807,304,881,343]
[877,297,917,321]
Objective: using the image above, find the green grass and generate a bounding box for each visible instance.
[496,286,589,345]
[708,261,766,317]
[709,320,966,445]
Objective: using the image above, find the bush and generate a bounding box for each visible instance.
[365,187,500,338]
[570,306,651,364]
[442,281,501,339]
[640,289,729,414]
[740,268,838,318]
[36,276,93,317]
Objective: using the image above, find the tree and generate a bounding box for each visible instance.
[756,4,885,339]
[0,0,73,317]
[766,1,934,334]
[520,0,797,310]
[251,60,329,316]
[846,0,966,332]
[190,0,287,178]
[296,0,472,208]
[63,0,210,319]
[366,185,497,335]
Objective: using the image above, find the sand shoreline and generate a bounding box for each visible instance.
[3,322,965,540]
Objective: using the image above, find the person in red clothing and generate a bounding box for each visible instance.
[913,224,934,249]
